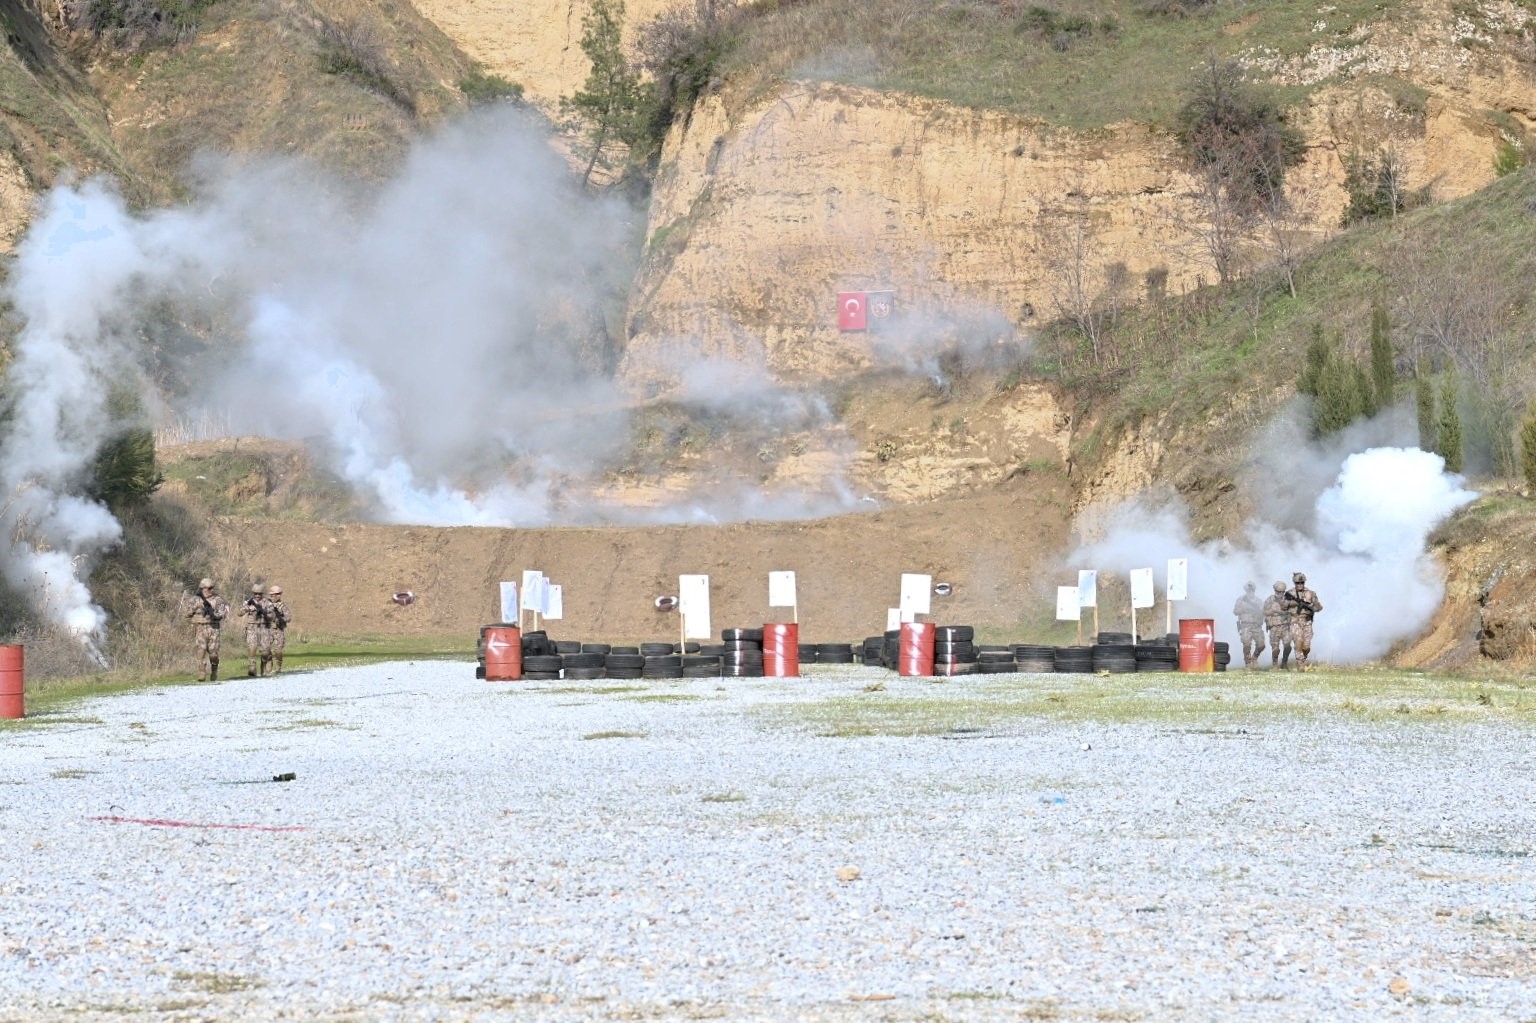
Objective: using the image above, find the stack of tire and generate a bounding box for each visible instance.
[977,645,1017,673]
[606,645,644,679]
[1091,637,1137,673]
[1053,646,1094,673]
[934,625,978,676]
[817,642,855,665]
[1012,644,1057,673]
[862,636,886,667]
[881,630,901,669]
[641,642,684,679]
[1134,639,1180,673]
[1214,641,1230,672]
[798,643,819,666]
[560,644,608,680]
[721,628,765,678]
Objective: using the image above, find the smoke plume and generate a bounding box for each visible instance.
[1070,403,1476,663]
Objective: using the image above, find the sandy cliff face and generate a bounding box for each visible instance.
[620,1,1532,393]
[408,0,686,109]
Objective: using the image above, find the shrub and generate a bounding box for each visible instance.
[459,69,524,107]
[1521,403,1536,492]
[63,0,216,44]
[1175,56,1306,214]
[315,16,416,114]
[1341,147,1412,225]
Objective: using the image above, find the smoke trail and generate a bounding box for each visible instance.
[1070,438,1476,663]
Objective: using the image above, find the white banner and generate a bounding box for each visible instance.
[520,570,543,611]
[899,573,932,617]
[768,570,797,608]
[1167,558,1189,601]
[887,607,902,631]
[679,574,712,640]
[1130,567,1156,609]
[499,582,518,624]
[1077,569,1098,608]
[544,584,563,621]
[1056,586,1082,621]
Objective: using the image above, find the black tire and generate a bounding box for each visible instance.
[721,627,765,642]
[563,667,606,681]
[523,654,563,673]
[819,651,855,664]
[522,670,560,681]
[935,625,974,642]
[474,665,486,680]
[683,665,722,678]
[640,642,675,656]
[682,655,721,669]
[644,654,682,668]
[697,644,726,657]
[682,642,701,653]
[642,665,684,679]
[1097,631,1133,645]
[980,661,1016,673]
[610,645,639,655]
[555,640,581,654]
[561,652,605,669]
[605,654,645,670]
[581,643,612,655]
[606,667,643,679]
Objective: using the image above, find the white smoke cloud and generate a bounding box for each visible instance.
[1070,414,1476,664]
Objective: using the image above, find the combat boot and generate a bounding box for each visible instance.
[272,655,283,675]
[209,657,219,681]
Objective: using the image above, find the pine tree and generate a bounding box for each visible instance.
[1416,372,1436,452]
[1520,403,1536,493]
[1368,302,1395,411]
[1438,373,1463,473]
[1298,322,1329,396]
[561,0,654,188]
[1351,362,1376,419]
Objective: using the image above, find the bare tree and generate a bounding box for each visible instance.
[1034,189,1130,367]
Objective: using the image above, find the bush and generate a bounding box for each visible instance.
[1341,147,1415,225]
[459,69,524,107]
[63,0,217,44]
[1175,56,1306,214]
[315,16,415,114]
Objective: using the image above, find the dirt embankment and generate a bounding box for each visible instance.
[205,482,1072,646]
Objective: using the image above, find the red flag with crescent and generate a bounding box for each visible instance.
[837,291,867,332]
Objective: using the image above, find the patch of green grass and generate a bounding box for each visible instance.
[171,970,264,994]
[538,685,647,696]
[700,792,746,803]
[755,667,1536,735]
[50,768,98,780]
[582,730,648,740]
[627,693,704,703]
[259,717,354,732]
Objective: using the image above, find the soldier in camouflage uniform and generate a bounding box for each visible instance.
[1232,581,1266,668]
[1284,572,1324,671]
[264,584,291,675]
[184,577,229,682]
[237,583,272,677]
[1262,581,1293,670]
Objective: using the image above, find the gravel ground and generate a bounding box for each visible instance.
[0,661,1533,1022]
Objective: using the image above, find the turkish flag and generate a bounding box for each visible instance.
[837,291,867,331]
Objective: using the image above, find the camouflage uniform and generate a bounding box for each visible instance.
[1232,583,1265,667]
[1262,581,1293,670]
[1284,573,1324,670]
[184,578,230,682]
[264,585,291,675]
[237,585,273,677]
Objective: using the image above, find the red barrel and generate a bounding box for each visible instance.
[0,644,22,719]
[1178,619,1215,673]
[763,623,799,677]
[482,625,522,681]
[898,622,935,677]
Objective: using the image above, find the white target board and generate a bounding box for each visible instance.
[545,584,563,621]
[1056,586,1081,621]
[887,607,902,631]
[899,573,932,618]
[1167,558,1189,601]
[1077,569,1098,608]
[679,574,712,640]
[1130,567,1156,609]
[768,571,797,608]
[499,582,518,624]
[520,570,544,611]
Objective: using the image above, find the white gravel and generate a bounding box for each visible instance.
[0,661,1533,1022]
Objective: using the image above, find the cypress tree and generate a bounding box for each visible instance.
[1438,373,1463,473]
[1315,359,1362,436]
[1351,362,1375,419]
[1521,403,1536,493]
[1416,373,1436,452]
[1368,303,1395,411]
[1298,322,1329,396]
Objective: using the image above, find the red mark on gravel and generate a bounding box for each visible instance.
[89,815,306,832]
